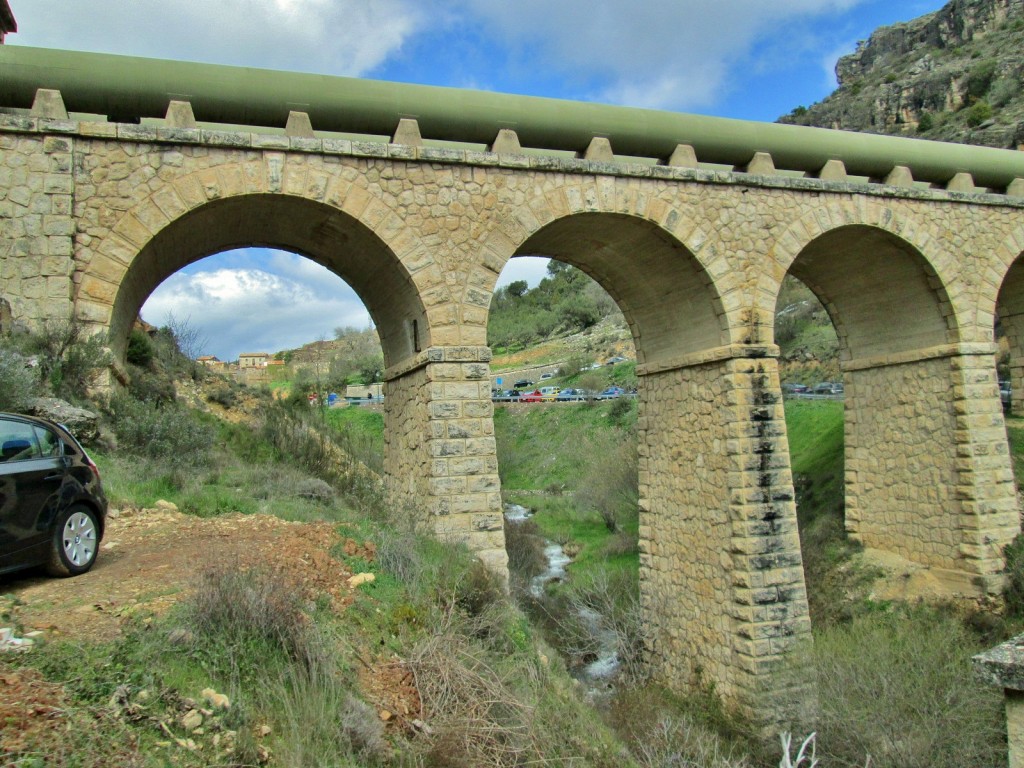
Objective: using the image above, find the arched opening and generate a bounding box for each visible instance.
[98,193,427,512]
[997,254,1024,419]
[107,194,426,371]
[779,224,965,592]
[489,211,781,700]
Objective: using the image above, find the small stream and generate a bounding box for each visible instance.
[504,503,621,686]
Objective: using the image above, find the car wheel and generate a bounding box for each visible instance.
[46,504,100,577]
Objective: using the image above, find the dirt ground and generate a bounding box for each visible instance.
[0,504,406,763]
[1,504,357,643]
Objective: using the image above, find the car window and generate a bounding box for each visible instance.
[0,419,43,462]
[34,425,64,457]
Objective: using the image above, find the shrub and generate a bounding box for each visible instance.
[576,439,638,533]
[125,328,154,367]
[188,566,327,674]
[0,348,38,411]
[125,363,176,405]
[106,393,214,470]
[22,317,109,401]
[916,111,934,133]
[505,518,549,593]
[803,608,1003,768]
[1003,531,1024,616]
[268,661,391,767]
[965,100,993,127]
[206,383,238,408]
[967,60,997,100]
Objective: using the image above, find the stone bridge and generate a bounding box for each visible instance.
[3,45,1024,717]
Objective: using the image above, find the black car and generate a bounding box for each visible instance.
[0,412,107,577]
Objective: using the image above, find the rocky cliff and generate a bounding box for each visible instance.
[780,0,1024,149]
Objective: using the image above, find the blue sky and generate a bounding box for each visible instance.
[10,0,947,360]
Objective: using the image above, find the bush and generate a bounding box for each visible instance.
[1003,531,1024,616]
[916,111,934,133]
[22,317,109,401]
[802,608,1004,768]
[576,439,638,533]
[125,328,154,367]
[106,393,214,470]
[206,383,238,408]
[188,566,327,674]
[964,100,993,127]
[0,348,38,411]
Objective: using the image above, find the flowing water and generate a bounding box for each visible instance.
[504,503,621,685]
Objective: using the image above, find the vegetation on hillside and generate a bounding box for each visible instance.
[488,261,622,354]
[780,0,1024,149]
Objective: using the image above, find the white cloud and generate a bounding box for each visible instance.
[141,252,370,361]
[496,256,550,290]
[11,0,422,76]
[452,0,867,110]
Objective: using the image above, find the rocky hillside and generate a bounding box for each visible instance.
[780,0,1024,149]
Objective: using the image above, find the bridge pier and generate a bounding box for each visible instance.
[844,346,1018,596]
[638,348,812,718]
[383,346,508,577]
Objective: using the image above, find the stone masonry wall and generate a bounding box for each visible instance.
[639,354,812,709]
[845,358,960,569]
[639,361,736,694]
[423,346,507,574]
[385,346,507,578]
[3,112,1023,716]
[0,131,74,325]
[844,351,1018,590]
[383,361,432,514]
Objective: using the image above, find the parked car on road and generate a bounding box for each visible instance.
[0,412,107,577]
[606,356,627,366]
[556,388,580,401]
[540,372,554,380]
[598,386,626,399]
[520,389,544,403]
[782,383,809,394]
[1001,380,1012,409]
[513,379,534,389]
[539,386,561,401]
[812,382,843,395]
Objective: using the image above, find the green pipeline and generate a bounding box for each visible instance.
[2,45,1023,190]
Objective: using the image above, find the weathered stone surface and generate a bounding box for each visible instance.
[28,398,100,444]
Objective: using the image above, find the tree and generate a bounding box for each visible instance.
[506,280,528,298]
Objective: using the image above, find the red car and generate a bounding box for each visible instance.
[520,389,544,403]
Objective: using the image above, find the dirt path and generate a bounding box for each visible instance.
[1,503,359,644]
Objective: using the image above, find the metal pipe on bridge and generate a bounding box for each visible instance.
[2,45,1024,190]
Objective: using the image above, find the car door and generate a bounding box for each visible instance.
[0,417,66,568]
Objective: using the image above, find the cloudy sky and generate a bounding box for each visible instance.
[10,0,946,360]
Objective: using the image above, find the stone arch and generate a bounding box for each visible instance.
[473,184,730,369]
[768,203,1016,594]
[768,204,960,361]
[993,224,1024,416]
[476,186,811,712]
[74,157,446,369]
